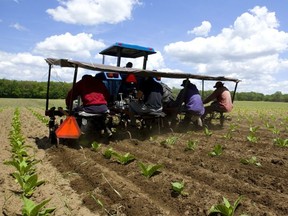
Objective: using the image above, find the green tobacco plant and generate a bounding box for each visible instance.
[22,196,55,216]
[91,194,110,215]
[138,162,163,178]
[273,138,288,147]
[185,140,198,151]
[270,126,280,135]
[103,147,115,159]
[160,136,178,146]
[112,152,135,165]
[246,126,259,143]
[208,195,244,216]
[204,126,213,136]
[91,141,102,151]
[208,144,223,157]
[4,156,39,176]
[13,172,45,197]
[223,131,232,140]
[240,156,261,167]
[27,108,49,125]
[171,181,188,196]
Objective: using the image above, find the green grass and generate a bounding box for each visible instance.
[0,98,65,108]
[233,101,288,112]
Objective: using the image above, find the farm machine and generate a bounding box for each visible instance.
[44,42,240,145]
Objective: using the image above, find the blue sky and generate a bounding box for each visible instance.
[1,0,288,94]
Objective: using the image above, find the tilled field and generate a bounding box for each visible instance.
[1,103,288,216]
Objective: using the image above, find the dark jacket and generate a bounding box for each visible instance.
[66,75,110,108]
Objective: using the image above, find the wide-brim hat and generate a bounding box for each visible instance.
[214,81,224,88]
[181,79,190,86]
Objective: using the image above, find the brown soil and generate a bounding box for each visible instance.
[1,106,288,216]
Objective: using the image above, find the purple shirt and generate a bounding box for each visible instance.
[185,85,205,115]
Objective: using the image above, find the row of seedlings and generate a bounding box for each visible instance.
[4,108,56,216]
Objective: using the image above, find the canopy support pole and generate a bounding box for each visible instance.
[232,81,239,103]
[68,65,79,115]
[45,63,52,110]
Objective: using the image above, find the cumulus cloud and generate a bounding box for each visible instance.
[33,32,106,59]
[0,51,47,81]
[187,21,211,36]
[46,0,140,25]
[164,6,288,93]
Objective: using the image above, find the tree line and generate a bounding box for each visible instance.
[0,79,287,102]
[0,79,71,99]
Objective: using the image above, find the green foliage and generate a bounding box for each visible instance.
[27,108,49,124]
[208,195,244,216]
[91,141,102,151]
[185,140,198,151]
[273,138,288,147]
[246,126,259,143]
[204,126,213,136]
[4,156,39,176]
[138,162,163,178]
[112,152,135,165]
[103,148,115,159]
[240,156,261,167]
[160,136,178,146]
[0,79,71,99]
[22,196,55,216]
[13,173,45,197]
[208,144,223,157]
[171,181,188,196]
[6,108,56,213]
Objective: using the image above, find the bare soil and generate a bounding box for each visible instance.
[1,105,288,216]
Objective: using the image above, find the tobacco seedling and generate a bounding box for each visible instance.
[91,194,110,215]
[247,126,259,143]
[160,136,178,146]
[4,156,39,176]
[208,195,244,216]
[273,138,288,147]
[103,147,115,159]
[138,162,163,178]
[22,196,55,216]
[240,156,261,167]
[171,181,188,196]
[223,131,232,140]
[204,126,213,136]
[270,127,280,135]
[112,152,135,165]
[13,172,45,197]
[208,144,223,157]
[185,140,198,151]
[91,141,102,151]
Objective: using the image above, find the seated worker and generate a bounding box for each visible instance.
[125,62,133,68]
[128,76,164,126]
[169,79,204,125]
[202,81,233,118]
[118,73,138,100]
[65,74,110,114]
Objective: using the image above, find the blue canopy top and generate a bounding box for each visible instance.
[99,42,156,58]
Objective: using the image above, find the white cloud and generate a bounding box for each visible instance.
[164,6,288,94]
[46,0,140,25]
[187,21,211,36]
[0,51,47,81]
[33,32,106,59]
[10,23,27,31]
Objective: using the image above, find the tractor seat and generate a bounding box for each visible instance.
[78,110,109,117]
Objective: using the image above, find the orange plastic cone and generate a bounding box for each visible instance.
[56,116,81,139]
